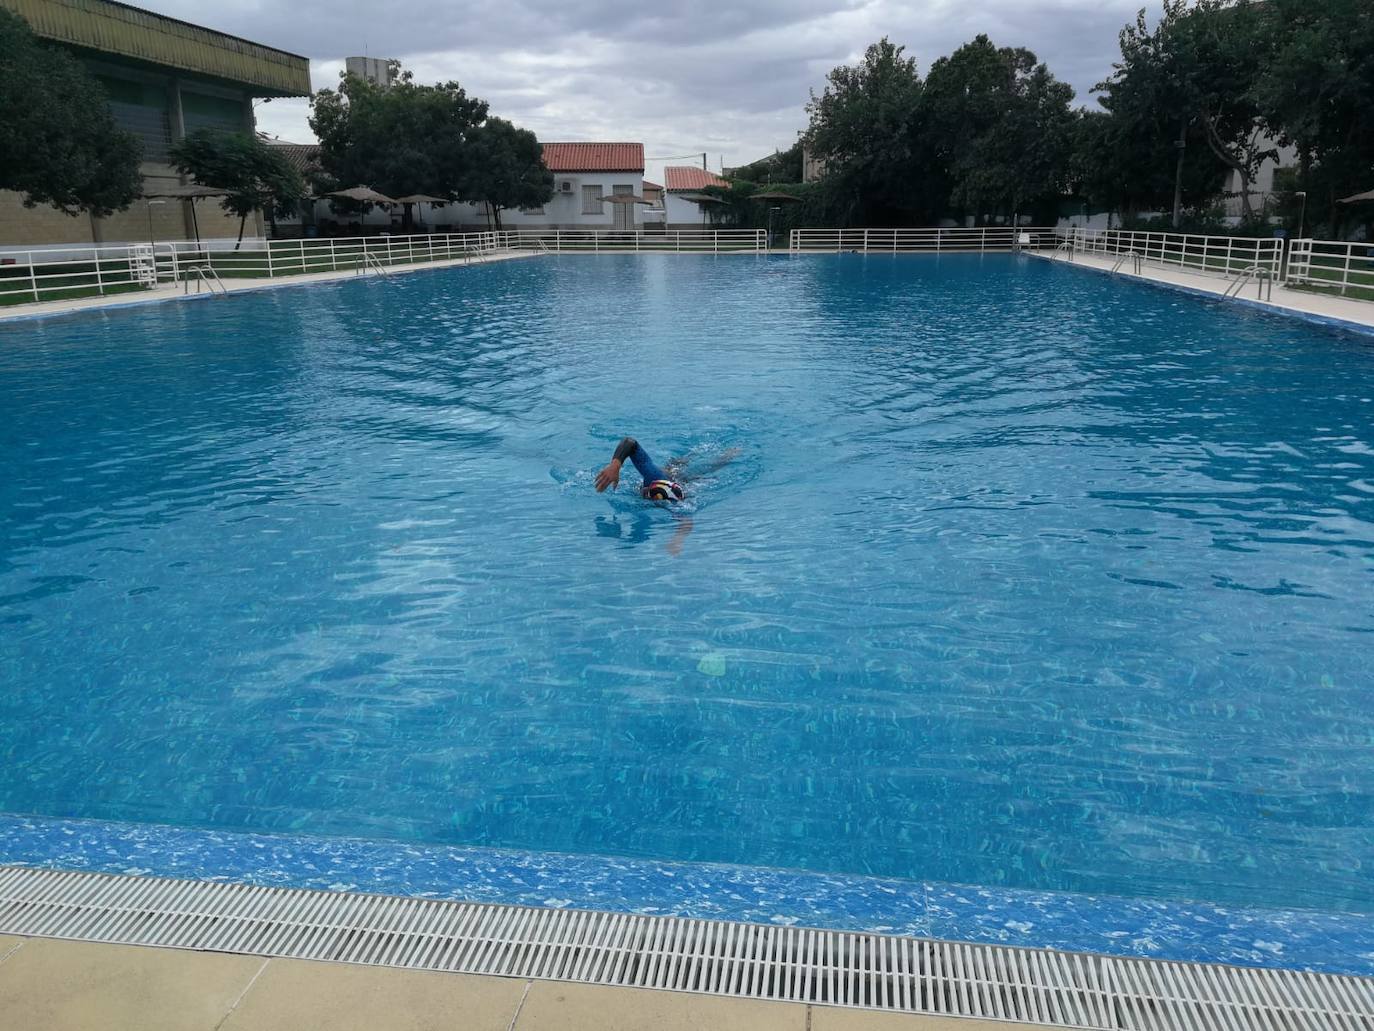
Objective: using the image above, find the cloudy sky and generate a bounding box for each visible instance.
[144,0,1147,185]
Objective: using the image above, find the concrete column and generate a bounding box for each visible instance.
[169,77,194,239]
[244,93,265,240]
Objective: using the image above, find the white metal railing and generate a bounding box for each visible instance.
[0,243,161,305]
[1286,238,1374,297]
[789,227,1061,253]
[151,230,508,283]
[504,229,766,254]
[1066,228,1283,280]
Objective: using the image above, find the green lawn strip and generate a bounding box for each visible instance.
[0,281,145,307]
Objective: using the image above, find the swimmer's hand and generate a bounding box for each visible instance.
[594,459,622,492]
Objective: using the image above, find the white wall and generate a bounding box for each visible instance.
[299,171,646,233]
[664,192,713,227]
[1223,137,1298,218]
[498,171,645,228]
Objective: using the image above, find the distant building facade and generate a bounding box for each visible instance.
[344,56,395,87]
[801,145,827,183]
[0,0,310,248]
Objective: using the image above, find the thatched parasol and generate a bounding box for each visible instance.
[328,187,398,204]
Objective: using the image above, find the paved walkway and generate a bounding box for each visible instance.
[1041,250,1374,330]
[0,250,536,323]
[0,934,1041,1031]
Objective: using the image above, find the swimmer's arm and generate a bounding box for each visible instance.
[595,437,639,492]
[666,515,693,557]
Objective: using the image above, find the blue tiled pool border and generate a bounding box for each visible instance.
[1,813,1369,977]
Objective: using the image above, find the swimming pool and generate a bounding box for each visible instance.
[1,254,1371,930]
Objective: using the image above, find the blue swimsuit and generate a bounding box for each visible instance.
[614,438,684,501]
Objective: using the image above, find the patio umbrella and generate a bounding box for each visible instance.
[677,193,725,205]
[140,184,231,246]
[392,194,449,230]
[752,190,802,203]
[328,186,398,205]
[1337,189,1374,204]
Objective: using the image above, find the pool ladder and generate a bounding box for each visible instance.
[181,265,227,296]
[1110,250,1142,275]
[1049,239,1074,262]
[1223,264,1274,302]
[358,253,394,280]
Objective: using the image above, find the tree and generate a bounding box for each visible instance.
[1253,0,1374,235]
[1093,1,1275,225]
[804,39,930,225]
[168,130,305,248]
[924,36,1076,224]
[730,143,804,184]
[463,117,553,228]
[0,8,141,216]
[310,68,488,229]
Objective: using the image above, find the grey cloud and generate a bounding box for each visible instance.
[155,0,1149,170]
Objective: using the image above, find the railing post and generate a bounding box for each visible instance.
[28,251,39,303]
[95,250,105,295]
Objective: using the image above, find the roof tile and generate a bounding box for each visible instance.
[664,166,728,191]
[542,142,645,172]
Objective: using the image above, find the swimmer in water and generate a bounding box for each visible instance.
[594,437,685,501]
[594,436,739,554]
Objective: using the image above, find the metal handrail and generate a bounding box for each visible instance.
[1223,264,1273,302]
[1110,250,1142,275]
[1050,240,1075,262]
[358,252,393,279]
[181,264,227,296]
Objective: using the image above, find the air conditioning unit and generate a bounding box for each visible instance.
[558,180,574,193]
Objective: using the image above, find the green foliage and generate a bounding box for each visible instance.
[924,35,1076,222]
[0,8,141,216]
[1252,0,1374,236]
[802,35,1074,226]
[309,69,488,203]
[804,38,931,225]
[730,143,803,184]
[463,117,554,227]
[168,130,306,246]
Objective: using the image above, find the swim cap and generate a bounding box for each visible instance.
[643,479,685,502]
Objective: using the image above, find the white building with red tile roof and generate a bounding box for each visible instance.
[489,142,648,230]
[663,165,729,228]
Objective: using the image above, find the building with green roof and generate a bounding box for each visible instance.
[0,0,311,247]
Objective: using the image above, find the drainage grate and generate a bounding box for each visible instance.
[0,866,1370,1029]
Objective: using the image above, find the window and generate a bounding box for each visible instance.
[582,185,603,215]
[520,205,544,215]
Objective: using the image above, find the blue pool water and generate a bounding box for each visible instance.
[2,254,1371,920]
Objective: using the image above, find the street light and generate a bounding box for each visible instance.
[1294,191,1308,240]
[145,198,167,246]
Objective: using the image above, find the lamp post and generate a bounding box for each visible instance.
[1294,191,1308,240]
[145,198,167,246]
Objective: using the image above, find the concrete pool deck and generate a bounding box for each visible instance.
[1031,249,1374,333]
[0,935,1041,1031]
